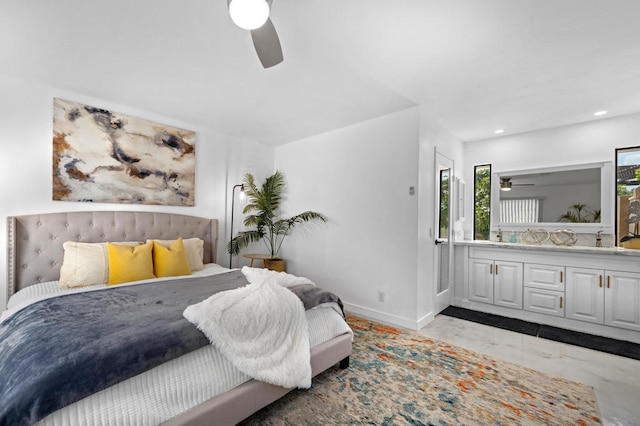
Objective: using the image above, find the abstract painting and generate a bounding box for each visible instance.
[53,98,196,206]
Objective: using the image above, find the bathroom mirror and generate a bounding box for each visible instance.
[491,162,614,233]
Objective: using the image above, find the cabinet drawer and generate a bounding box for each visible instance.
[524,263,565,292]
[524,287,565,317]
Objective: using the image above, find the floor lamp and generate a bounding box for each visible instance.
[229,183,245,269]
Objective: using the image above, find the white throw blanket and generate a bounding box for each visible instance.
[183,273,312,389]
[240,266,315,288]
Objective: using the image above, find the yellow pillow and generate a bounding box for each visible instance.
[107,241,155,285]
[152,238,192,278]
[148,238,204,271]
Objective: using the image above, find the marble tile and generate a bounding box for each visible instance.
[418,316,640,426]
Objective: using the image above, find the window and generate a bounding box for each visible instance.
[616,146,640,246]
[438,169,450,239]
[500,198,540,223]
[474,165,491,240]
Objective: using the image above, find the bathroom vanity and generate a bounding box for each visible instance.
[455,241,640,344]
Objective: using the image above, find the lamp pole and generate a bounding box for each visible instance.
[229,183,244,269]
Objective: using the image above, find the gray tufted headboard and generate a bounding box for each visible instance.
[6,211,219,299]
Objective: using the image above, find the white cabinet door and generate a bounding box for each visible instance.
[565,267,605,324]
[605,270,640,331]
[469,258,493,304]
[524,287,565,317]
[524,263,565,292]
[494,261,524,309]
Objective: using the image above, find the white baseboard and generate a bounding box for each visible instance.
[343,302,435,331]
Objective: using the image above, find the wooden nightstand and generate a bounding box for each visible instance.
[242,253,274,268]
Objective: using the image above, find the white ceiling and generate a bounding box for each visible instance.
[2,0,640,146]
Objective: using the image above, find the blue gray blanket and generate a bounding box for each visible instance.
[0,270,343,426]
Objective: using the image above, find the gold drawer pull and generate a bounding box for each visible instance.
[496,265,499,275]
[607,276,610,288]
[489,264,493,274]
[560,271,563,283]
[560,296,563,309]
[599,275,602,288]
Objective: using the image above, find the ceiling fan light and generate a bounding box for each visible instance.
[500,179,512,191]
[229,0,270,30]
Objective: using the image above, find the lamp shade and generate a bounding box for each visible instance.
[229,0,270,30]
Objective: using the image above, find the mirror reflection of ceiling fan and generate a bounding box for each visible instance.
[500,177,535,191]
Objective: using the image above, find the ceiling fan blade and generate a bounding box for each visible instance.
[250,17,283,68]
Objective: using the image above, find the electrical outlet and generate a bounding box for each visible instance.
[377,291,385,302]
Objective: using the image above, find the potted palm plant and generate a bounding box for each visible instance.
[227,171,326,271]
[557,203,601,223]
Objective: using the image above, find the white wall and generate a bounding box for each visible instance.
[463,113,640,238]
[274,107,464,329]
[0,74,274,310]
[274,108,420,327]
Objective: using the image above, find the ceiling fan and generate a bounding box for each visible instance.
[227,0,284,68]
[500,177,535,191]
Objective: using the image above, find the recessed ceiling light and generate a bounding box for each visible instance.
[494,129,505,134]
[594,110,608,117]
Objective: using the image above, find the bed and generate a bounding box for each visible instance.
[1,211,352,426]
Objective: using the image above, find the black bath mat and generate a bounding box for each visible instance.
[440,306,540,336]
[538,324,640,361]
[439,306,640,361]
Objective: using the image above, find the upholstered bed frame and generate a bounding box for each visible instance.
[5,211,352,425]
[6,211,218,297]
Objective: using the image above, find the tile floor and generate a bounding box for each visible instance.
[418,315,640,426]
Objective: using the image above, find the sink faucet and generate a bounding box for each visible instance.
[595,231,602,247]
[496,228,503,242]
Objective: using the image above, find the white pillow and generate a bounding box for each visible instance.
[59,241,141,288]
[149,238,204,272]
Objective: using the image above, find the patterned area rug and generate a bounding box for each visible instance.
[241,314,602,425]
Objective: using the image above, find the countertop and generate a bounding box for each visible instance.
[455,240,640,257]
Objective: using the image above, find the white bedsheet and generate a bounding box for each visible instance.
[2,263,232,322]
[3,265,352,426]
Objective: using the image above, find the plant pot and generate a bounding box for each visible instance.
[622,238,640,249]
[264,258,286,272]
